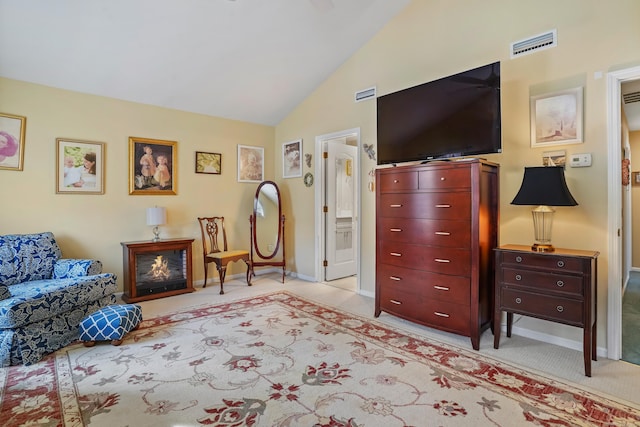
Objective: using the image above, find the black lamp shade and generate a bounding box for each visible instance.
[511,166,578,206]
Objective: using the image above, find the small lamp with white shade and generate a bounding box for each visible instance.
[146,207,167,242]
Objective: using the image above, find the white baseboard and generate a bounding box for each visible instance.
[504,324,607,358]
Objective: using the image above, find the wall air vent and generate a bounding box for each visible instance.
[355,87,376,103]
[623,91,640,104]
[510,29,557,58]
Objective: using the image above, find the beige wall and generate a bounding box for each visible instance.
[631,131,640,267]
[0,78,274,289]
[275,0,640,347]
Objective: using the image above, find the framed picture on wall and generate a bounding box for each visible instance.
[530,87,583,147]
[195,151,222,174]
[129,136,177,195]
[282,139,302,178]
[237,145,264,183]
[0,112,26,171]
[56,138,105,194]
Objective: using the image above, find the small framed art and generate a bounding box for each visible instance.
[129,136,177,195]
[0,112,26,171]
[530,87,583,147]
[195,151,221,174]
[56,138,105,194]
[237,145,264,183]
[283,139,302,178]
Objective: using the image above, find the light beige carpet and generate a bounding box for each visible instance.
[1,291,639,426]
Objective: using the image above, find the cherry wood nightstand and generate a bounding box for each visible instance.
[493,244,599,376]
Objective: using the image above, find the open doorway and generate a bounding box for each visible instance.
[314,128,361,293]
[606,65,640,361]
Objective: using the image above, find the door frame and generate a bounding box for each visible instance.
[314,128,361,289]
[606,65,640,359]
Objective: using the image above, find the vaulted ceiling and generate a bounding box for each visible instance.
[0,0,410,126]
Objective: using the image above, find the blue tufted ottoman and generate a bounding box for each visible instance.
[79,304,143,346]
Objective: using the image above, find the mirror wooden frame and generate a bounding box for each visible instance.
[249,180,286,282]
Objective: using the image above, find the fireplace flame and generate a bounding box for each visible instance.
[148,255,170,280]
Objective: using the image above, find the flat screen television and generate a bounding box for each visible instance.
[376,62,501,165]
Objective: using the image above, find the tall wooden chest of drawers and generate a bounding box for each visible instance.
[374,159,499,350]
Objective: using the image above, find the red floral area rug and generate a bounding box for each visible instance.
[1,291,639,426]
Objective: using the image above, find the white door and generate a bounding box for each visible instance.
[325,141,358,281]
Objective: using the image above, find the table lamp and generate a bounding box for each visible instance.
[146,207,167,242]
[511,166,578,252]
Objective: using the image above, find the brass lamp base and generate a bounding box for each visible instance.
[532,243,554,252]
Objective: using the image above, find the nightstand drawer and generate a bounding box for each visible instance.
[501,268,583,296]
[378,193,471,220]
[500,288,583,326]
[500,251,584,273]
[378,217,470,247]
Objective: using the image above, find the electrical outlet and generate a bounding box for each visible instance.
[569,153,592,168]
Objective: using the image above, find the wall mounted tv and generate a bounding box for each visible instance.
[376,61,501,165]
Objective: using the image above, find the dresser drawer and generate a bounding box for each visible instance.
[379,241,470,276]
[501,268,583,297]
[378,170,418,192]
[378,217,470,247]
[419,167,470,190]
[378,193,471,220]
[379,286,470,335]
[500,251,585,273]
[378,263,470,305]
[500,288,583,326]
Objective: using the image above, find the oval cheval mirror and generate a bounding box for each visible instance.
[249,180,285,282]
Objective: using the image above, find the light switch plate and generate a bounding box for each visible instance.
[569,153,592,167]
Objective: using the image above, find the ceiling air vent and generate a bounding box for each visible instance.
[355,87,376,103]
[510,29,557,59]
[623,91,640,104]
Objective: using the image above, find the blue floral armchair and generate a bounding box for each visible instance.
[0,232,117,366]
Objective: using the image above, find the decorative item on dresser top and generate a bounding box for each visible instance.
[494,245,599,376]
[121,238,194,302]
[375,159,499,350]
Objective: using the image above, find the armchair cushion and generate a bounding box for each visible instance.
[53,259,103,279]
[0,232,61,286]
[0,284,9,301]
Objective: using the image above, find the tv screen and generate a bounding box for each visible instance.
[376,62,501,165]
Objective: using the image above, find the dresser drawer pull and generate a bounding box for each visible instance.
[393,179,399,183]
[433,285,449,291]
[515,274,522,281]
[389,299,402,305]
[434,312,450,318]
[390,228,402,232]
[557,261,565,268]
[389,276,401,281]
[440,177,446,181]
[515,256,523,263]
[434,258,451,263]
[389,204,403,208]
[556,305,564,313]
[556,280,564,287]
[435,204,451,208]
[515,297,522,304]
[434,231,450,236]
[390,252,402,257]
